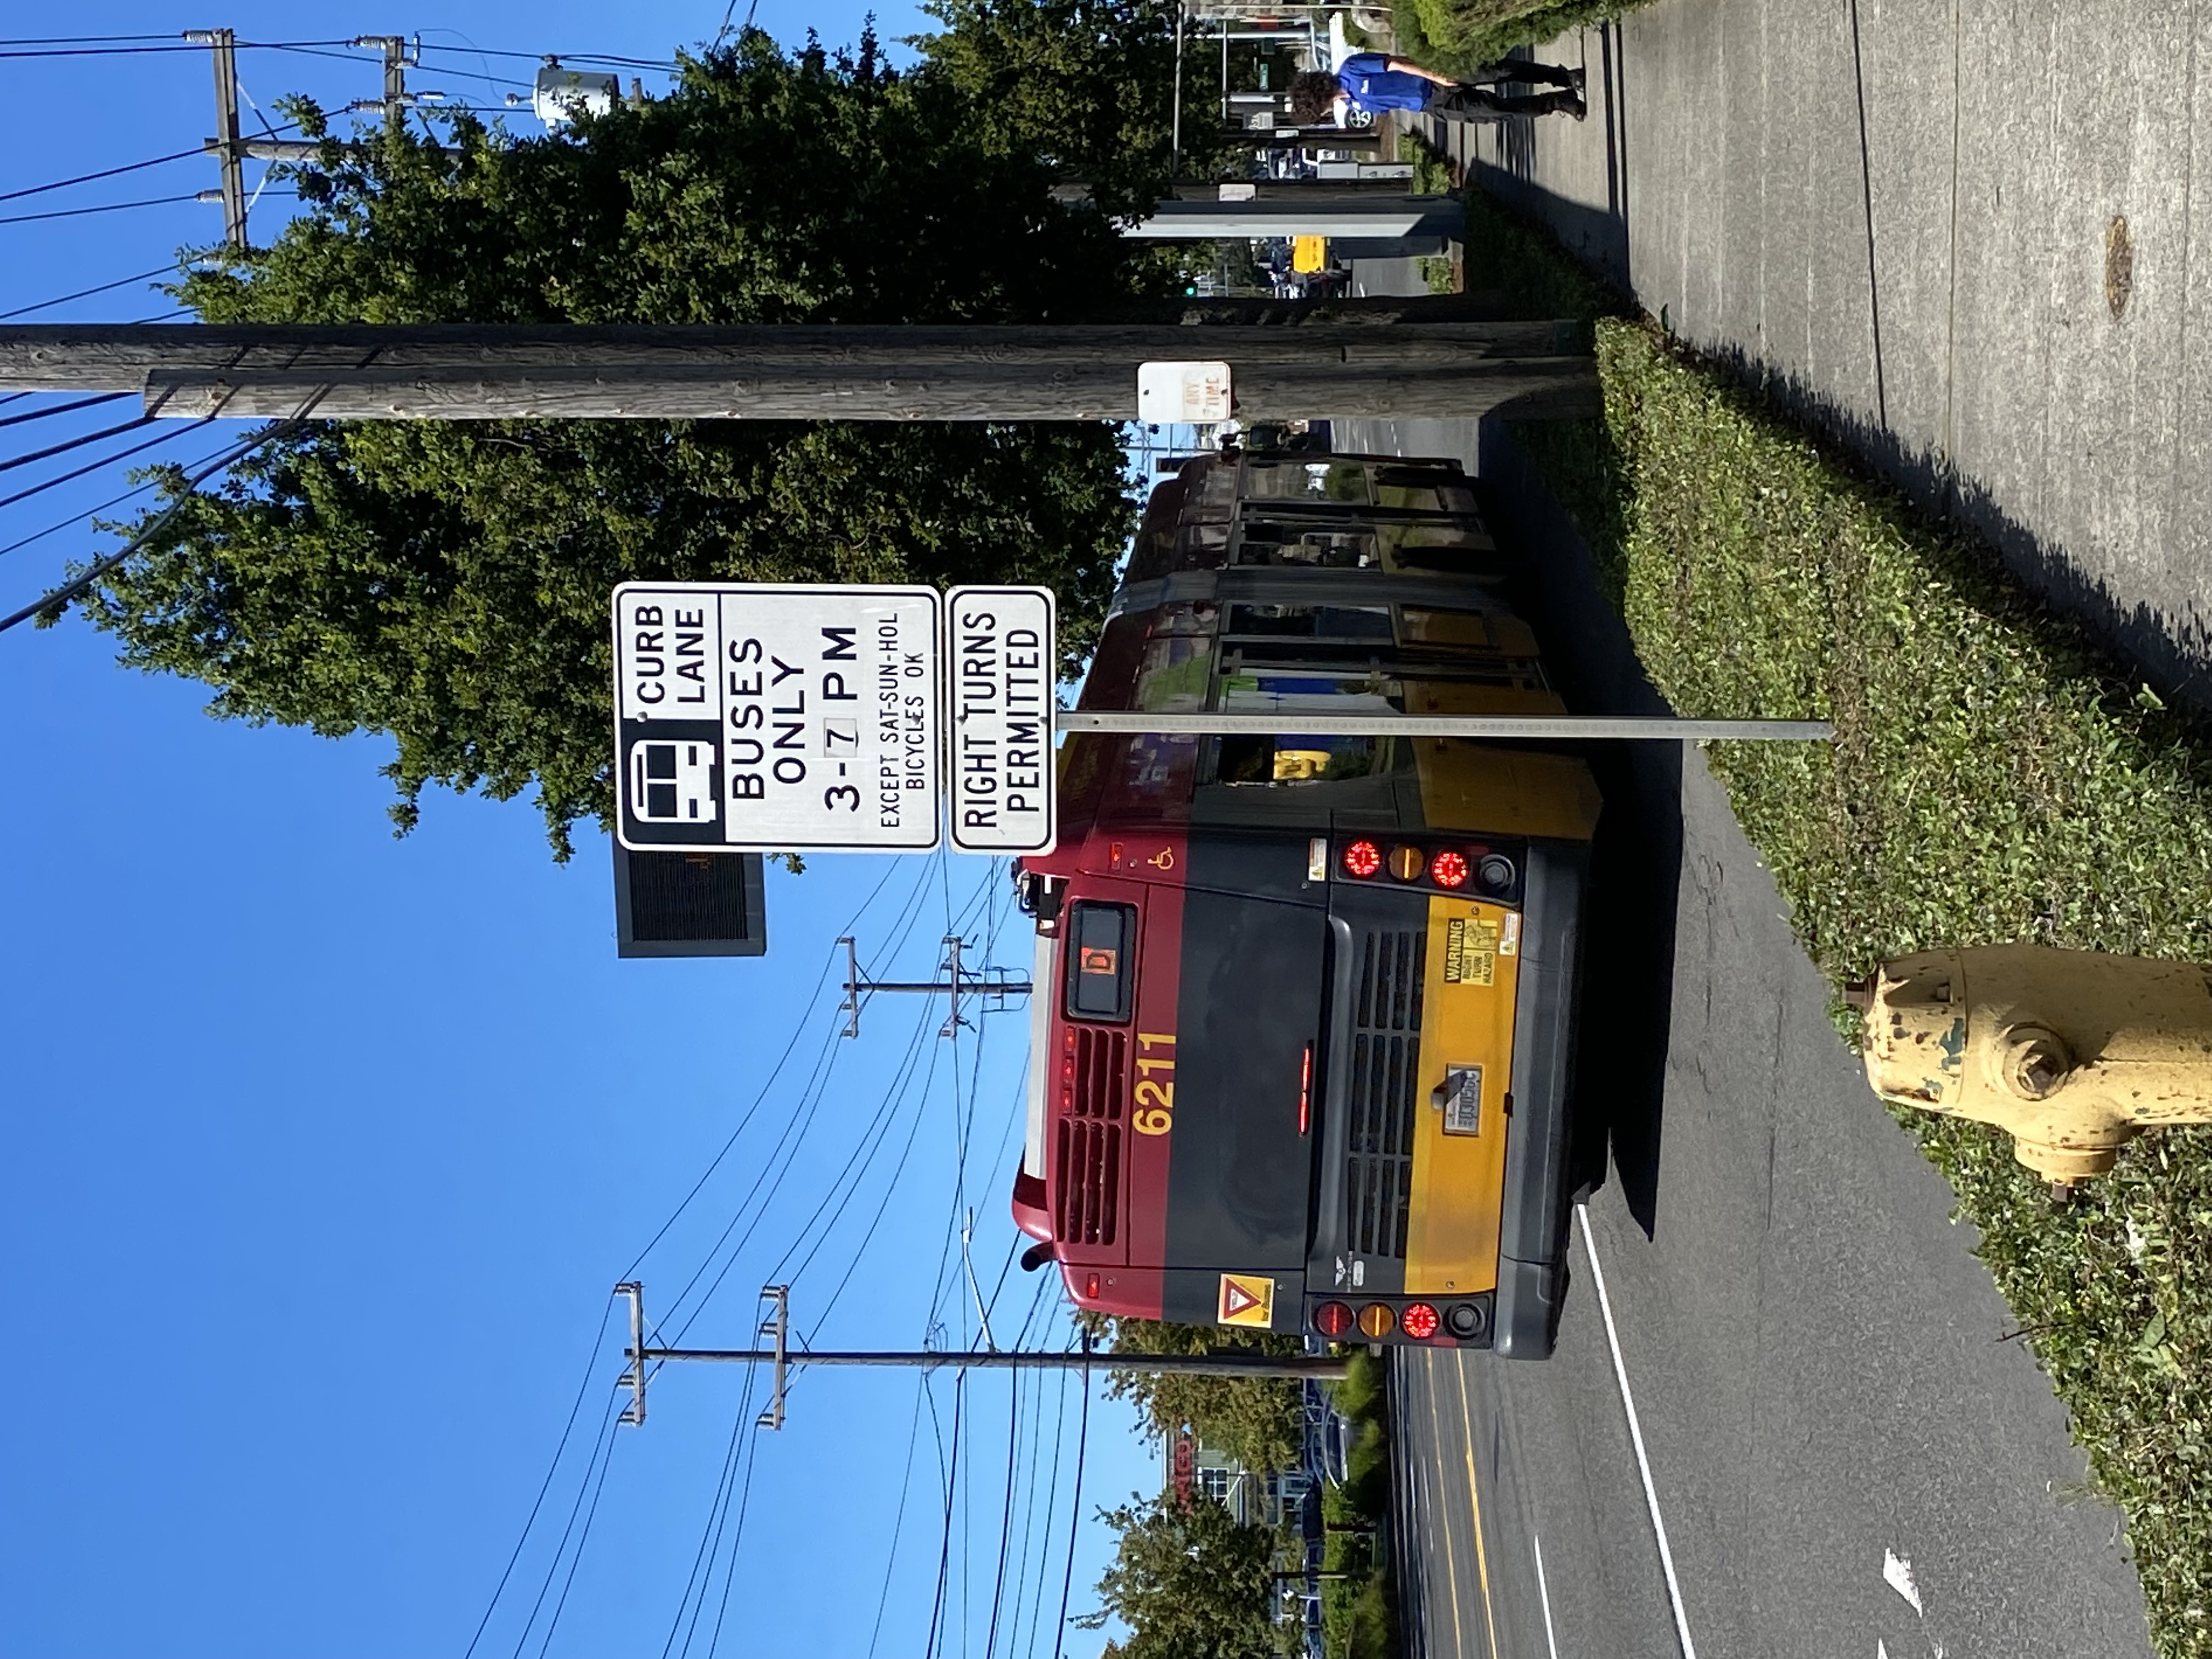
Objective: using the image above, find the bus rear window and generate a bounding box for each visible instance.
[1063,903,1135,1023]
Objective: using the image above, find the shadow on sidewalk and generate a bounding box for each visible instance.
[1699,338,2212,718]
[1476,419,1680,1240]
[1464,22,1634,292]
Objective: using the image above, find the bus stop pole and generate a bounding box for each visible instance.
[1053,711,1836,742]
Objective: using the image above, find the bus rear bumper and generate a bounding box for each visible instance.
[1492,839,1590,1359]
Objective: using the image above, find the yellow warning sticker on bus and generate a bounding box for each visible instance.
[1217,1273,1275,1328]
[1443,916,1498,986]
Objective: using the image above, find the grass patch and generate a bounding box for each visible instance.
[1391,0,1651,78]
[1321,1351,1400,1659]
[1462,182,2212,1658]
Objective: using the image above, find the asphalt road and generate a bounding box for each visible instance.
[1333,416,2156,1659]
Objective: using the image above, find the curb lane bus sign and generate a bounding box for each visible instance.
[613,583,942,853]
[945,586,1057,856]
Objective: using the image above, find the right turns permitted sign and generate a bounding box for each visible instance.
[944,586,1057,856]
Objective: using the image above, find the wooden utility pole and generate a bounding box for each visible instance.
[613,1284,1348,1433]
[0,321,1599,422]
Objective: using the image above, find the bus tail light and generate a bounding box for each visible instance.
[1312,1301,1354,1338]
[1084,1272,1101,1299]
[1429,849,1469,889]
[1400,1301,1441,1340]
[1342,840,1381,879]
[1387,844,1424,882]
[1477,853,1516,893]
[1356,1302,1395,1339]
[1298,1043,1312,1136]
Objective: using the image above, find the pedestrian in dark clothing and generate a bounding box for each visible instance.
[1287,52,1585,125]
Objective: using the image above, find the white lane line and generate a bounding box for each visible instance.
[1577,1201,1701,1659]
[1531,1531,1562,1659]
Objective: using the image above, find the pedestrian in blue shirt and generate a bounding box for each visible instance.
[1288,52,1585,124]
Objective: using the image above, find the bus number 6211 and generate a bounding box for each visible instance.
[1133,1031,1175,1135]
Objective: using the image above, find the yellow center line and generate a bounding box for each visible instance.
[1454,1361,1502,1659]
[1421,1366,1471,1658]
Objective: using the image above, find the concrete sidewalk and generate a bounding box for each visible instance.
[1421,1,2212,709]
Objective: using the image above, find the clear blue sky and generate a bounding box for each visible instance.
[0,6,1156,1658]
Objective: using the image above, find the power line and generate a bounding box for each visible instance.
[864,1377,933,1659]
[981,1370,1024,1659]
[1,270,179,322]
[659,1369,759,1659]
[1013,1329,1074,1659]
[617,867,901,1281]
[528,1395,625,1659]
[1050,1354,1092,1659]
[0,416,296,635]
[0,391,131,428]
[701,1399,769,1659]
[0,193,200,227]
[0,432,238,561]
[414,41,681,70]
[0,417,213,514]
[0,146,205,206]
[458,1294,619,1659]
[0,37,359,58]
[923,1372,969,1659]
[505,1390,624,1659]
[1,413,155,476]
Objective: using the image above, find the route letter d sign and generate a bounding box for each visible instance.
[944,586,1056,856]
[612,583,942,853]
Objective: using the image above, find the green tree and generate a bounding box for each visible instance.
[1079,1492,1290,1659]
[1080,1313,1307,1473]
[61,31,1161,855]
[915,0,1223,217]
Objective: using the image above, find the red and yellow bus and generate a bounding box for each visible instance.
[1009,447,1601,1357]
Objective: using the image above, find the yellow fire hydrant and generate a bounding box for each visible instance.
[1858,945,2212,1189]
